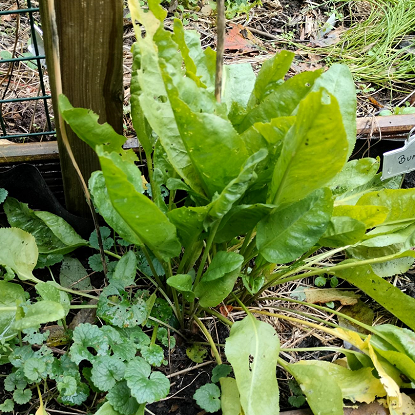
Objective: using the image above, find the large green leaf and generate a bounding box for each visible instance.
[214,204,275,244]
[220,377,242,415]
[59,95,125,152]
[0,228,39,282]
[225,314,279,415]
[14,301,66,330]
[167,206,208,248]
[288,364,344,415]
[194,252,243,307]
[269,90,348,206]
[332,205,388,228]
[357,189,415,231]
[161,67,249,198]
[257,188,332,263]
[335,262,415,330]
[329,158,380,197]
[247,50,294,109]
[4,198,87,255]
[129,3,206,196]
[291,361,385,403]
[0,281,26,341]
[310,64,357,158]
[239,70,322,133]
[89,171,142,246]
[318,216,366,248]
[223,63,256,112]
[97,147,181,260]
[207,149,268,222]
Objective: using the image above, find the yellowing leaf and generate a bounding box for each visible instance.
[304,288,360,305]
[363,337,402,408]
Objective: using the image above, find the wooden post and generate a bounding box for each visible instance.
[39,0,123,217]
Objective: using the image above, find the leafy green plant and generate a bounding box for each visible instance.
[2,0,415,414]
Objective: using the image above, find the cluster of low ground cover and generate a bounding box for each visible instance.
[1,1,415,415]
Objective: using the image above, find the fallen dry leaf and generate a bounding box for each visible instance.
[224,23,263,52]
[1,4,18,22]
[304,288,360,305]
[219,305,233,317]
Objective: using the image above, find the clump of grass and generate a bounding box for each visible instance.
[302,0,415,92]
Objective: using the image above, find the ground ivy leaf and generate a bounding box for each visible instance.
[211,364,232,383]
[107,381,140,415]
[101,326,137,361]
[23,357,46,381]
[97,282,147,328]
[157,327,176,349]
[0,399,14,413]
[13,388,32,405]
[70,323,109,364]
[141,344,164,367]
[22,328,49,345]
[57,376,77,396]
[51,354,80,381]
[89,227,113,250]
[9,345,35,368]
[57,382,89,406]
[193,383,221,413]
[125,357,170,404]
[91,356,126,391]
[4,370,27,391]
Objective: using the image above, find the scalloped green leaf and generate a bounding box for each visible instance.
[125,357,170,404]
[107,381,140,415]
[91,356,126,391]
[194,383,221,413]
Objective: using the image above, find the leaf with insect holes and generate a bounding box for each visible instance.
[97,282,147,328]
[23,358,46,382]
[13,388,32,405]
[125,357,170,404]
[186,344,207,363]
[141,344,164,367]
[91,356,126,391]
[212,364,232,383]
[69,323,109,365]
[50,354,80,381]
[107,381,140,415]
[194,383,221,413]
[0,399,14,413]
[100,326,138,362]
[225,313,280,415]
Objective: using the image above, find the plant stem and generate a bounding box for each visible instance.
[281,346,364,356]
[70,305,97,309]
[194,316,222,365]
[239,229,255,257]
[195,220,221,286]
[142,246,164,288]
[150,325,158,346]
[275,251,415,285]
[104,250,122,260]
[204,308,234,327]
[55,285,98,300]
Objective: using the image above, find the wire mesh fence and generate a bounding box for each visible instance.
[0,0,55,141]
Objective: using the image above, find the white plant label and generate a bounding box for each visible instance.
[382,128,415,180]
